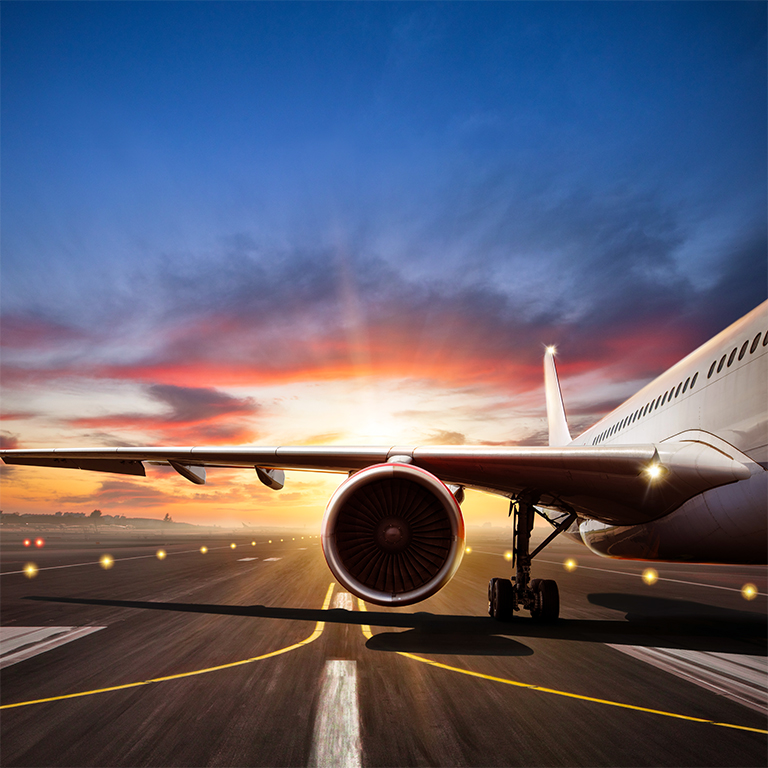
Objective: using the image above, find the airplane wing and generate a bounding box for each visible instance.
[0,441,749,526]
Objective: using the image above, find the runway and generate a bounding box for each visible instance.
[1,528,766,767]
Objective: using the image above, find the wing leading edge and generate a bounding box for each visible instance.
[0,441,749,526]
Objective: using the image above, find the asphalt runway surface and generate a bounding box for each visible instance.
[1,527,766,767]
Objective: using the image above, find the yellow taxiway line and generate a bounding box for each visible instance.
[0,582,336,710]
[357,598,767,735]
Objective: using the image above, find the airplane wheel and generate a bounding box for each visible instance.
[530,578,559,622]
[489,577,515,621]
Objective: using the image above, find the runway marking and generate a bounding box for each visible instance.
[0,583,336,711]
[0,626,106,670]
[263,557,282,562]
[308,660,362,768]
[356,599,768,735]
[332,592,355,611]
[608,645,768,716]
[237,557,258,561]
[472,549,767,597]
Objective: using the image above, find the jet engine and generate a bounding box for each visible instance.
[321,463,465,606]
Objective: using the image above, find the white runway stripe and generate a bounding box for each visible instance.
[309,659,361,768]
[608,644,768,715]
[0,626,106,669]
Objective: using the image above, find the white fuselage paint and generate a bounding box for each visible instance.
[571,302,767,563]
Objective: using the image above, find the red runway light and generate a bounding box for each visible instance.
[35,538,45,548]
[23,539,31,547]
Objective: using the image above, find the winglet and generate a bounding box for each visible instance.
[543,347,572,447]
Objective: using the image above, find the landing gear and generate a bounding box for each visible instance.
[488,577,515,621]
[487,494,574,622]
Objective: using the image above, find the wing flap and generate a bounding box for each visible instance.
[1,455,146,477]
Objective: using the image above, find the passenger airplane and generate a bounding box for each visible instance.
[2,301,766,621]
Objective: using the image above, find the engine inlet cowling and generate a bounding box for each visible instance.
[321,463,465,606]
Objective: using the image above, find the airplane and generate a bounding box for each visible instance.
[2,301,766,622]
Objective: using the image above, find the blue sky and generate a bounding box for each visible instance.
[1,2,766,523]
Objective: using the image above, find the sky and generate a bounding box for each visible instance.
[1,1,766,528]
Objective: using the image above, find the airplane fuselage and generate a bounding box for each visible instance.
[572,302,767,563]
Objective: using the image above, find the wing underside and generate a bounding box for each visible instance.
[0,441,750,526]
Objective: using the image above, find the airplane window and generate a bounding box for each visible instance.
[738,340,749,361]
[661,392,667,406]
[716,354,726,373]
[751,333,762,353]
[727,347,737,367]
[691,372,698,388]
[763,331,768,346]
[682,377,690,393]
[675,382,682,398]
[707,361,716,378]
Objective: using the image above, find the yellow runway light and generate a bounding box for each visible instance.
[156,549,166,560]
[230,543,236,549]
[642,568,658,585]
[200,546,208,554]
[23,563,38,579]
[465,546,472,554]
[504,550,514,561]
[100,555,114,570]
[741,583,758,601]
[251,541,256,546]
[564,558,578,572]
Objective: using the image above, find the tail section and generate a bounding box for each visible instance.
[543,347,572,447]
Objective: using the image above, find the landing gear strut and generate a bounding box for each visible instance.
[488,494,575,622]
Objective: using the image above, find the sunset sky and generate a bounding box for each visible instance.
[2,2,766,528]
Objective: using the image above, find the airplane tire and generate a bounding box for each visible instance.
[489,577,515,621]
[530,579,559,622]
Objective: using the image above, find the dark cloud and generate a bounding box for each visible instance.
[67,384,260,445]
[147,384,257,423]
[0,431,19,450]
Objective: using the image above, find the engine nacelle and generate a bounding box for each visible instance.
[321,463,465,606]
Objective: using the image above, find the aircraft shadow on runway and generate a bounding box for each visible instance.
[24,593,766,657]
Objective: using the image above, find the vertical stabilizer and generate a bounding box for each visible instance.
[543,347,572,447]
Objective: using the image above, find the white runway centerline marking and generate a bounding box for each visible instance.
[237,557,258,561]
[263,557,282,562]
[332,592,355,611]
[608,644,768,715]
[309,659,361,768]
[0,626,106,669]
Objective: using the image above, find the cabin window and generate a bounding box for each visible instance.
[751,333,762,353]
[763,331,768,347]
[727,347,737,367]
[661,392,667,406]
[675,382,682,398]
[682,377,690,393]
[707,361,717,378]
[717,354,726,373]
[691,372,698,388]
